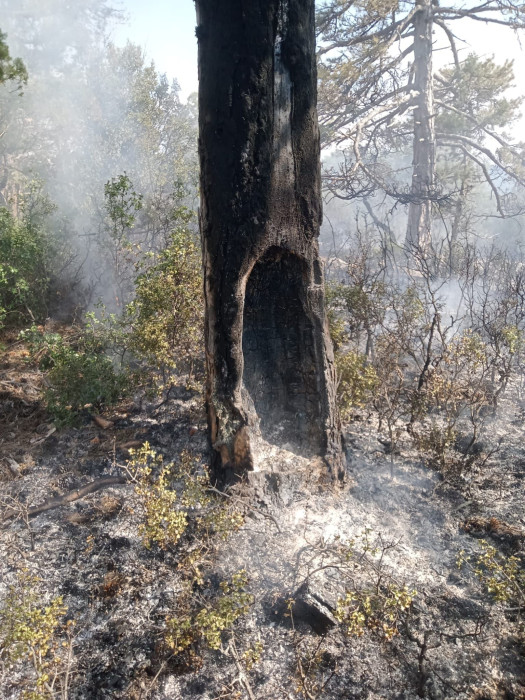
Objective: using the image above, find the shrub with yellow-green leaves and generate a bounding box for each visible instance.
[127,443,190,550]
[335,350,378,421]
[126,225,203,379]
[329,530,417,640]
[458,541,525,608]
[165,570,254,654]
[335,583,416,641]
[0,571,74,700]
[126,444,244,551]
[242,640,264,671]
[125,446,251,663]
[294,531,417,644]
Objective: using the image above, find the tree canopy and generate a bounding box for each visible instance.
[317,0,525,250]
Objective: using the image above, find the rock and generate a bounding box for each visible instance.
[292,580,338,635]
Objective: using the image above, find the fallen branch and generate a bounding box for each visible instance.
[2,476,128,523]
[92,415,115,430]
[6,456,21,478]
[228,639,256,700]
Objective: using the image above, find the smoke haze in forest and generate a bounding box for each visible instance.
[0,0,198,311]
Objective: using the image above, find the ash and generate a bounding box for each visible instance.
[1,379,524,700]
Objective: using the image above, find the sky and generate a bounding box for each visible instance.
[112,1,525,111]
[112,0,198,99]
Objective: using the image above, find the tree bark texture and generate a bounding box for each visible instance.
[406,0,435,252]
[196,0,345,483]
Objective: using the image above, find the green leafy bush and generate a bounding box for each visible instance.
[165,570,253,654]
[44,345,126,427]
[0,571,74,700]
[126,444,244,551]
[0,208,51,330]
[126,443,189,550]
[91,175,203,388]
[458,541,525,608]
[0,182,82,331]
[335,583,416,640]
[126,223,203,377]
[104,173,143,241]
[20,324,128,426]
[336,350,378,421]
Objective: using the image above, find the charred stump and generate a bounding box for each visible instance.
[196,0,345,483]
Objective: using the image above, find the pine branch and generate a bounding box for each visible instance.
[439,140,505,215]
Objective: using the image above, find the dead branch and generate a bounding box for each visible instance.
[433,19,460,67]
[439,140,505,216]
[228,639,256,700]
[2,476,128,523]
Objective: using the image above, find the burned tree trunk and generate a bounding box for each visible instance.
[406,0,435,253]
[196,0,345,483]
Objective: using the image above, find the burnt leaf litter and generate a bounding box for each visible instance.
[0,341,524,699]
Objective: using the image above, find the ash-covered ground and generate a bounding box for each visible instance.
[1,343,524,699]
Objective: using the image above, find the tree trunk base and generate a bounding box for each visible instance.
[197,0,346,486]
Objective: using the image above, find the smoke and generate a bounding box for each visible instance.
[0,0,198,315]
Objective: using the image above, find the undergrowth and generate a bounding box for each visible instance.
[458,541,525,610]
[0,571,74,700]
[20,324,129,426]
[165,570,254,654]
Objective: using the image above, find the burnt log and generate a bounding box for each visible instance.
[196,0,345,482]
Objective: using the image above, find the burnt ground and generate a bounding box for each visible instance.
[0,334,524,700]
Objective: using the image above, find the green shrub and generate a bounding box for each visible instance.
[20,325,128,426]
[126,444,244,552]
[0,182,81,331]
[126,443,189,550]
[126,224,203,378]
[93,175,203,388]
[336,350,378,421]
[458,541,525,608]
[335,583,416,640]
[165,570,253,654]
[44,345,126,426]
[124,445,250,659]
[0,571,73,700]
[0,208,51,330]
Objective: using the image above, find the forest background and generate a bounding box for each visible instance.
[1,2,525,697]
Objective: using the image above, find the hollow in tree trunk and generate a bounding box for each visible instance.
[196,0,345,484]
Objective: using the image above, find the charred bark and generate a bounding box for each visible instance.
[406,0,435,253]
[196,0,345,483]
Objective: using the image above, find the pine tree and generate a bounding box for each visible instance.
[317,0,525,252]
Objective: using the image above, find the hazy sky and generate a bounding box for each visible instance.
[112,0,198,99]
[113,1,525,111]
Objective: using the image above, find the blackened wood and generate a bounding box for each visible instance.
[196,0,345,483]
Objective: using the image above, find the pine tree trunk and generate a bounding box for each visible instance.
[448,159,468,274]
[196,0,345,483]
[406,0,435,253]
